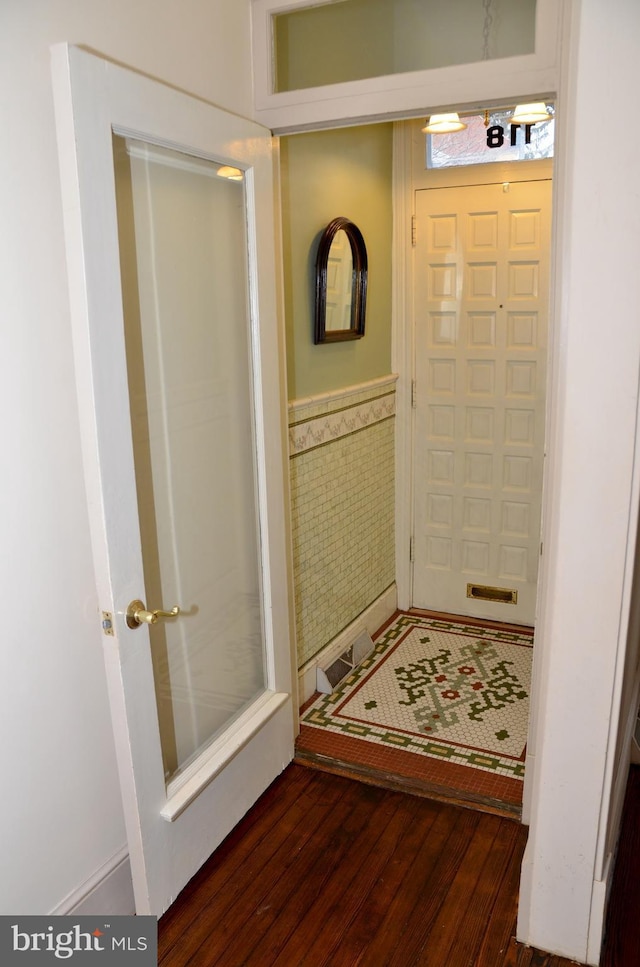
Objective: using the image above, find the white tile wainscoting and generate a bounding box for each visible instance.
[289,375,397,694]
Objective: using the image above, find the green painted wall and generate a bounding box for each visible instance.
[275,0,393,91]
[280,124,393,400]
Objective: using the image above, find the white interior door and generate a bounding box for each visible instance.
[412,179,551,625]
[52,45,295,916]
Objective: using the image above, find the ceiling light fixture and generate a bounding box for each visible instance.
[422,113,467,135]
[216,165,244,181]
[510,102,552,124]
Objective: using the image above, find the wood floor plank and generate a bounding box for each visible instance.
[158,764,315,955]
[176,781,361,966]
[601,765,640,967]
[271,791,432,967]
[502,936,534,966]
[475,824,528,967]
[219,782,397,966]
[159,768,351,965]
[425,815,522,966]
[502,935,585,966]
[157,764,640,967]
[358,804,482,967]
[529,949,564,965]
[404,813,505,965]
[296,750,521,820]
[324,797,445,967]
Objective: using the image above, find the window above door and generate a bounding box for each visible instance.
[251,0,562,133]
[427,107,555,169]
[273,0,536,93]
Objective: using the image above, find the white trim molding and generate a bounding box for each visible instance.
[288,374,397,417]
[51,847,135,916]
[392,122,413,612]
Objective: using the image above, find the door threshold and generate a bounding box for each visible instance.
[408,607,534,636]
[294,748,522,821]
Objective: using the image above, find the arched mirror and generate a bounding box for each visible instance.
[314,217,367,344]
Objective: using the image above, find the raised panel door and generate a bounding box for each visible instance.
[412,180,551,624]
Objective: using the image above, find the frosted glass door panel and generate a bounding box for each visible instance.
[114,137,265,783]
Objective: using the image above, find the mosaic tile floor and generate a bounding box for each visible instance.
[296,612,534,811]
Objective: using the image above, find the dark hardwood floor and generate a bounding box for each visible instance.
[158,764,640,966]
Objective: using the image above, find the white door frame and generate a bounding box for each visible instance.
[394,121,554,823]
[393,121,415,614]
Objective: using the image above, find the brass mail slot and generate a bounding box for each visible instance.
[466,583,518,605]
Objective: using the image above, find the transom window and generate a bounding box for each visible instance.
[427,108,555,169]
[274,0,537,93]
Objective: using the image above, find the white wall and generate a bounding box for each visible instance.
[0,0,253,914]
[518,1,640,963]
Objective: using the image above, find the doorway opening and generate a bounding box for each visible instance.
[286,112,554,819]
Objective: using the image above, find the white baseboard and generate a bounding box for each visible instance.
[51,846,135,916]
[298,584,397,705]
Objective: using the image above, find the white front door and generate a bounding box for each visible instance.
[412,179,551,625]
[52,45,295,916]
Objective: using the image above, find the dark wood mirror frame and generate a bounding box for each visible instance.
[314,216,368,344]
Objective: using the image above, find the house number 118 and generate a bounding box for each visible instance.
[487,123,535,148]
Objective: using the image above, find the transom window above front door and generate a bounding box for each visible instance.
[427,108,555,170]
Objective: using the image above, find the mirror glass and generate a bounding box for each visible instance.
[326,230,353,332]
[314,217,367,344]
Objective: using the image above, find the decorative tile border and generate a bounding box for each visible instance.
[289,392,395,456]
[296,724,524,809]
[288,374,397,419]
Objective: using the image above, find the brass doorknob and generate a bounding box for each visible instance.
[126,599,181,629]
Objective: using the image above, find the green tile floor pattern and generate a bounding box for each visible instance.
[302,614,533,780]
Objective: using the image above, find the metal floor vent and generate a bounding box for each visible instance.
[316,630,375,694]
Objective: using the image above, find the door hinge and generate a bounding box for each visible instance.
[411,214,417,247]
[540,541,544,556]
[411,379,417,408]
[409,537,415,562]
